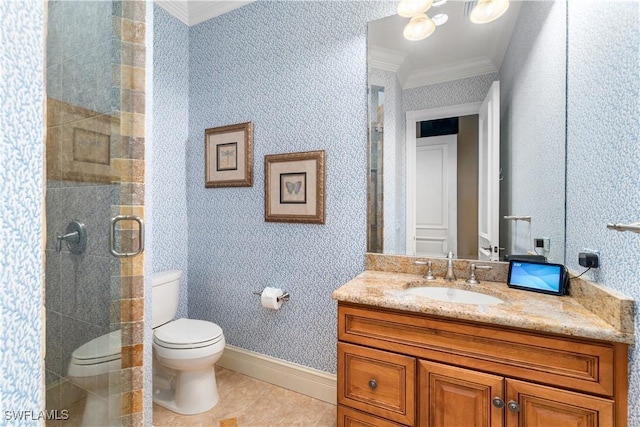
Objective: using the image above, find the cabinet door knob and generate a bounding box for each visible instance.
[507,400,520,412]
[368,379,377,390]
[491,397,505,408]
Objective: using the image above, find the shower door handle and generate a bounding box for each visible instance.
[110,215,145,258]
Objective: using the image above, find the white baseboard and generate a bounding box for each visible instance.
[216,345,337,405]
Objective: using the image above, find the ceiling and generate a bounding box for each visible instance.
[155,0,254,26]
[155,0,521,89]
[369,1,522,89]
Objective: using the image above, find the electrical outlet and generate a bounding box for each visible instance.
[581,248,600,258]
[579,248,600,268]
[534,237,550,251]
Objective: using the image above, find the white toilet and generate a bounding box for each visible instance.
[151,270,226,415]
[66,269,225,423]
[67,330,122,426]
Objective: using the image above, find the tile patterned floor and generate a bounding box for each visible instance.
[153,367,337,427]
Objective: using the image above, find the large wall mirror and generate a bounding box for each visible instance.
[367,0,566,263]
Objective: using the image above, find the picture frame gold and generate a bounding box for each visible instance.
[264,150,326,224]
[205,122,253,187]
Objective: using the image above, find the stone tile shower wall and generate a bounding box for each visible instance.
[113,3,147,421]
[45,1,146,424]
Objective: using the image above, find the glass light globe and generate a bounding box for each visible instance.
[470,0,510,24]
[397,0,434,18]
[403,14,436,41]
[432,13,449,26]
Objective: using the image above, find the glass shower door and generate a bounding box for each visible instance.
[367,85,384,253]
[45,1,146,425]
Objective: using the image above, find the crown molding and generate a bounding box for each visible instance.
[155,1,190,25]
[154,1,254,26]
[368,46,407,73]
[491,0,522,72]
[403,57,498,89]
[188,1,254,26]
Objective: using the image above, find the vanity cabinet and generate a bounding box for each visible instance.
[419,361,614,427]
[338,343,415,425]
[337,302,628,427]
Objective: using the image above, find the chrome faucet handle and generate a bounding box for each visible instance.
[466,263,492,284]
[414,260,436,281]
[56,231,79,252]
[55,220,87,254]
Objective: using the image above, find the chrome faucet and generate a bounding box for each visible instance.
[414,260,436,281]
[466,263,493,284]
[444,251,456,281]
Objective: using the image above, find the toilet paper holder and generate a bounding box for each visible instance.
[252,290,290,302]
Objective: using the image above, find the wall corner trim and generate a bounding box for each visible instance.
[216,345,337,405]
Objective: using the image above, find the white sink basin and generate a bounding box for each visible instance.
[405,286,503,305]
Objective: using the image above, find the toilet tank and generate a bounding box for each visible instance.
[151,270,181,328]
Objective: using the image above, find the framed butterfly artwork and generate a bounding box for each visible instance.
[205,122,253,187]
[264,150,325,224]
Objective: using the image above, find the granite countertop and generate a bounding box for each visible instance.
[332,270,635,344]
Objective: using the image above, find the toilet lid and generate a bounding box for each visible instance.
[154,318,223,349]
[71,330,121,365]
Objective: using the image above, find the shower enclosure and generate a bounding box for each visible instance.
[367,85,384,253]
[45,1,146,424]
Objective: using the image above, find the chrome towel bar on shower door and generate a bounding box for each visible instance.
[110,215,145,257]
[606,222,640,234]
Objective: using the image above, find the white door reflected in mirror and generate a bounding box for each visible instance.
[478,81,500,262]
[412,135,457,258]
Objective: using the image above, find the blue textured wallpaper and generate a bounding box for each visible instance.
[186,1,395,373]
[0,0,45,420]
[566,1,640,421]
[402,72,498,113]
[499,0,566,263]
[151,4,190,319]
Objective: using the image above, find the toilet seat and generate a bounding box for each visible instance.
[154,318,223,350]
[71,330,121,366]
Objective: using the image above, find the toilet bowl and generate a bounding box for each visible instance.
[152,318,225,414]
[65,269,225,423]
[150,270,225,415]
[66,330,121,426]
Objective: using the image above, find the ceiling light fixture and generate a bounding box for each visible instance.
[470,0,510,24]
[397,0,434,18]
[403,14,436,41]
[432,0,448,7]
[432,13,448,26]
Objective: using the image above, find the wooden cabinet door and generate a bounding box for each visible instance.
[506,379,615,427]
[338,405,406,427]
[338,342,416,425]
[418,360,504,427]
